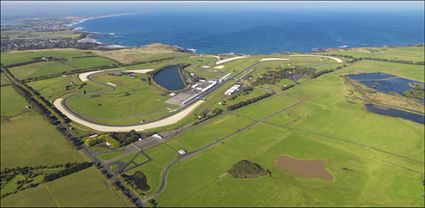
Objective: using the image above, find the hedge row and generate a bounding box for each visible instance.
[227,92,275,111]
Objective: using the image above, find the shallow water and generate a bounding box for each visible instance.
[153,66,186,91]
[365,104,425,124]
[348,72,424,97]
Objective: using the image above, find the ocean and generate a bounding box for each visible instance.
[77,10,424,54]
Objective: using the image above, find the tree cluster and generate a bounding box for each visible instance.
[227,93,274,111]
[43,162,93,182]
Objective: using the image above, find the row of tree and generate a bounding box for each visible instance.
[227,92,275,111]
[43,162,93,182]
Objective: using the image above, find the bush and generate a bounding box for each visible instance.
[227,160,271,178]
[111,130,140,146]
[84,134,121,148]
[44,162,92,182]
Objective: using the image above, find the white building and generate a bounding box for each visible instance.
[219,73,232,83]
[224,84,241,95]
[178,149,186,155]
[152,134,163,140]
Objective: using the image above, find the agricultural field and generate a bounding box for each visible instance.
[1,73,12,86]
[0,85,84,168]
[7,61,75,80]
[1,167,132,207]
[64,56,118,70]
[1,85,29,117]
[1,49,93,66]
[326,45,425,63]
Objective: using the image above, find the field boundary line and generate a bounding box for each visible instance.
[42,184,62,207]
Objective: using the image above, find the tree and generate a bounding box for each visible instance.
[148,199,158,208]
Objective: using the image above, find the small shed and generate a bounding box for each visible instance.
[178,149,186,155]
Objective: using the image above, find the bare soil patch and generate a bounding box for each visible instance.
[275,155,333,181]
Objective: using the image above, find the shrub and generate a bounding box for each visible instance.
[111,130,140,146]
[227,160,271,178]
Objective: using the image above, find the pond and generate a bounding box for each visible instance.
[347,72,424,97]
[153,65,186,91]
[366,104,424,124]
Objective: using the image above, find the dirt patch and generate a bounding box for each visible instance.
[275,155,333,181]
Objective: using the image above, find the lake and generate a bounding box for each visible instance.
[365,104,424,124]
[153,65,186,91]
[348,72,424,97]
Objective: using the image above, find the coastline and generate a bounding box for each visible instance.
[69,12,136,49]
[66,12,424,55]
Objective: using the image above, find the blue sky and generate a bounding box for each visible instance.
[2,1,424,18]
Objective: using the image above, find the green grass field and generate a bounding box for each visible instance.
[8,61,75,80]
[153,73,424,206]
[1,112,85,168]
[336,60,424,81]
[1,84,84,168]
[1,73,12,86]
[1,85,29,117]
[1,46,423,206]
[1,49,93,66]
[64,56,118,70]
[1,167,132,207]
[66,71,178,124]
[28,74,107,102]
[327,46,425,62]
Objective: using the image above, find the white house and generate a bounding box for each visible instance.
[178,149,186,155]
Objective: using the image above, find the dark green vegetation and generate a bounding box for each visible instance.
[404,83,425,99]
[227,160,271,178]
[111,130,142,146]
[122,171,151,192]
